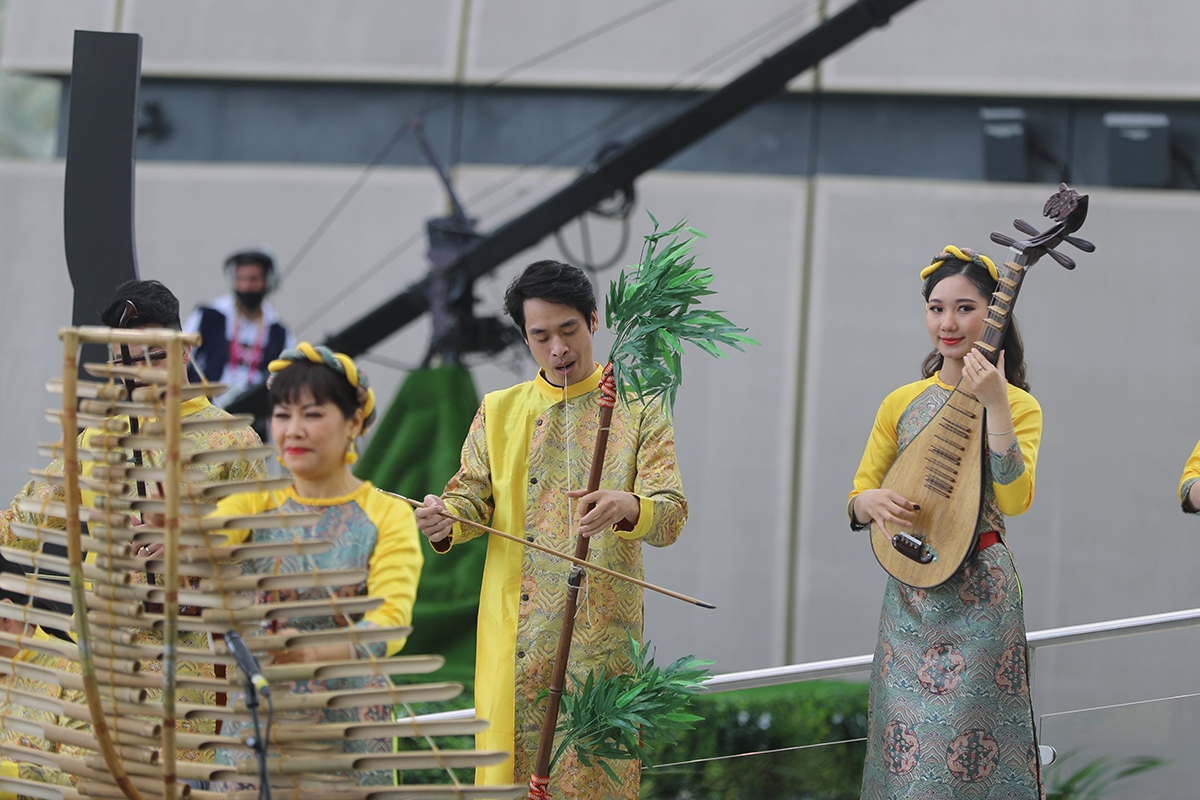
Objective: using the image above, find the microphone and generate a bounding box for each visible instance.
[225,629,270,696]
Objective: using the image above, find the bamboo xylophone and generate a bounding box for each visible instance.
[0,326,524,800]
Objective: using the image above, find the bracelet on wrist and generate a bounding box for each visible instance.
[987,427,1014,436]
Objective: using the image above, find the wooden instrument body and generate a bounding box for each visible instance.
[873,388,986,588]
[867,184,1094,589]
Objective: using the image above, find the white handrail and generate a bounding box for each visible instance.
[412,606,1200,721]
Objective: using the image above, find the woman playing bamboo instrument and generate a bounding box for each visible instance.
[847,247,1044,799]
[213,343,423,786]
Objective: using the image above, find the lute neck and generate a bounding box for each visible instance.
[974,248,1029,366]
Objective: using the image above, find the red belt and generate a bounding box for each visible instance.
[976,531,1001,552]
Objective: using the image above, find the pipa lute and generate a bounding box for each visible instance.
[872,184,1094,588]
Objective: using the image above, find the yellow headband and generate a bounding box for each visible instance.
[267,341,377,432]
[919,245,998,282]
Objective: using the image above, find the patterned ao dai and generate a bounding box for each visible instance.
[213,481,422,787]
[849,374,1044,800]
[439,365,687,799]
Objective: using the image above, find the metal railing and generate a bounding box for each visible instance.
[412,605,1200,722]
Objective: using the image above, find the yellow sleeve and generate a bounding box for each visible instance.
[441,404,494,550]
[211,490,279,545]
[360,489,424,657]
[990,386,1042,517]
[848,387,912,506]
[1179,439,1200,509]
[616,399,687,546]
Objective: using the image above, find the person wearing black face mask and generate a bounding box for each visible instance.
[185,247,296,430]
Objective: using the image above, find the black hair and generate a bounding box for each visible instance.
[920,258,1029,391]
[503,260,596,336]
[268,359,359,422]
[0,554,29,606]
[100,279,182,329]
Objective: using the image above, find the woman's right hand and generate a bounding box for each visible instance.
[852,489,918,537]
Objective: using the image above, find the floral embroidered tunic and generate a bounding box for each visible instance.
[212,482,423,786]
[0,629,90,791]
[849,373,1044,800]
[0,395,266,768]
[439,364,687,798]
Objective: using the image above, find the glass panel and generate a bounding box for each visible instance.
[1039,692,1200,800]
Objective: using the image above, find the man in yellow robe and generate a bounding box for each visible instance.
[417,260,687,800]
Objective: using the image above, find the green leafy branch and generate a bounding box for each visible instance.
[1046,750,1166,800]
[606,213,757,413]
[550,634,714,783]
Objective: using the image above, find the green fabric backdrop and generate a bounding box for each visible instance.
[355,365,485,684]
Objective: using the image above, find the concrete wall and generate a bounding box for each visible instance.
[6,0,1200,99]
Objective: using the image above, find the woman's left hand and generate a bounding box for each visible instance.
[961,350,1008,413]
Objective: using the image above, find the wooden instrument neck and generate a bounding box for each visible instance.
[975,249,1029,366]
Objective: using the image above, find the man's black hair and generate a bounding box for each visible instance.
[503,260,596,335]
[100,279,182,329]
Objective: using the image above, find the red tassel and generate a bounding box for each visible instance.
[528,773,552,800]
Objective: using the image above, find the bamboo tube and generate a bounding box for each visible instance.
[97,555,239,579]
[98,497,214,517]
[0,631,139,674]
[78,398,161,417]
[0,713,157,763]
[199,568,367,593]
[3,687,161,738]
[0,574,143,617]
[35,446,128,466]
[86,755,224,783]
[89,465,205,484]
[131,383,228,404]
[201,596,382,624]
[0,597,78,635]
[0,662,145,705]
[40,410,127,430]
[85,637,233,666]
[177,538,332,564]
[94,581,253,610]
[219,625,411,655]
[83,362,171,383]
[182,445,273,465]
[30,468,135,496]
[179,476,292,500]
[71,326,202,347]
[257,654,444,683]
[7,522,114,554]
[45,377,127,399]
[234,749,510,776]
[262,717,489,744]
[1,544,133,581]
[0,775,68,800]
[143,414,255,436]
[161,336,184,800]
[0,746,186,799]
[231,682,461,714]
[0,656,147,703]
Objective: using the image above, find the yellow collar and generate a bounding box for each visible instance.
[285,480,373,507]
[180,395,211,417]
[534,363,602,402]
